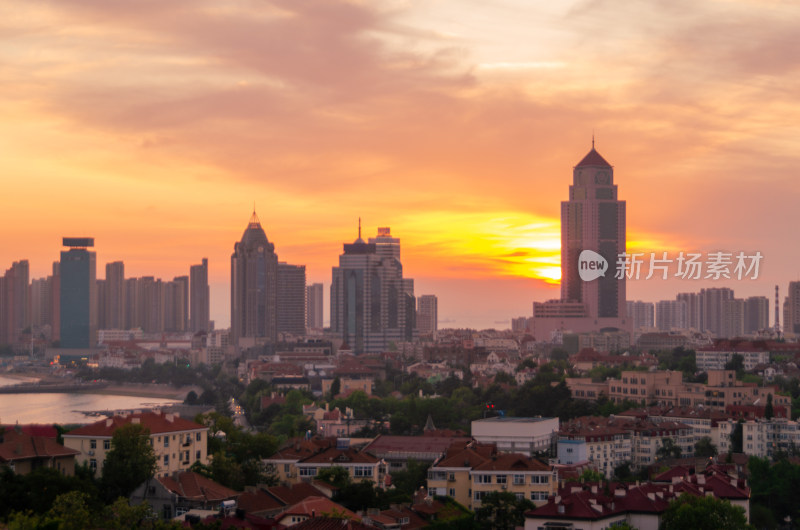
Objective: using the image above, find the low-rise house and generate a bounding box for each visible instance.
[362,433,471,472]
[0,426,79,475]
[130,471,239,520]
[294,444,385,488]
[471,416,559,456]
[427,441,556,510]
[265,438,335,484]
[524,467,750,530]
[275,496,359,527]
[63,410,208,477]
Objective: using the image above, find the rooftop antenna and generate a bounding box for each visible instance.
[358,217,362,239]
[592,130,595,149]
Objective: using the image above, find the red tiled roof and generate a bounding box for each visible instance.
[363,434,470,455]
[435,445,493,469]
[266,482,327,505]
[237,490,284,515]
[291,518,374,530]
[277,497,359,521]
[1,424,58,438]
[63,411,205,437]
[0,429,79,463]
[157,471,239,502]
[267,438,333,461]
[472,453,551,472]
[298,447,379,465]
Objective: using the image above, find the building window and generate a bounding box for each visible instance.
[354,466,373,478]
[299,467,317,477]
[164,437,169,448]
[474,491,488,501]
[496,475,507,484]
[475,474,491,484]
[196,432,202,441]
[164,455,169,466]
[513,474,525,485]
[103,440,110,450]
[90,440,97,449]
[449,488,455,497]
[89,459,97,472]
[196,450,201,461]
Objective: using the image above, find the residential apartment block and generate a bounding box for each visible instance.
[63,411,208,477]
[427,441,556,510]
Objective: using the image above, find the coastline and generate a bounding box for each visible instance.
[76,383,197,400]
[1,372,198,401]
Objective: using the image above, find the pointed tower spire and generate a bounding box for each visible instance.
[249,206,261,227]
[592,131,595,149]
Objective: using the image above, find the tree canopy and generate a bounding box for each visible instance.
[101,423,158,501]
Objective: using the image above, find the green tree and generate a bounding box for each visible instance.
[101,423,158,501]
[579,469,606,482]
[390,459,430,498]
[656,438,681,460]
[730,420,744,454]
[765,393,774,420]
[47,491,93,530]
[694,436,718,458]
[660,493,753,530]
[724,353,745,378]
[317,466,351,490]
[474,491,534,530]
[329,377,341,400]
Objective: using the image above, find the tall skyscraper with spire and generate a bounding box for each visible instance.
[231,210,278,347]
[330,221,416,353]
[532,143,630,339]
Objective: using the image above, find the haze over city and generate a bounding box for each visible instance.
[2,0,798,329]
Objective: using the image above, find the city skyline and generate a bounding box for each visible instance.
[2,1,799,329]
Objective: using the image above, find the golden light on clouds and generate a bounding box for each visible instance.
[0,0,798,328]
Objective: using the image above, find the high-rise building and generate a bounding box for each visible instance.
[626,300,654,330]
[532,144,629,338]
[0,260,29,346]
[700,287,735,337]
[721,298,745,338]
[164,276,188,332]
[743,296,769,335]
[124,277,139,330]
[51,262,60,341]
[306,283,324,331]
[656,300,688,331]
[231,211,278,346]
[96,279,106,330]
[676,292,702,330]
[190,258,209,333]
[330,224,416,353]
[104,261,125,330]
[277,263,306,336]
[417,294,438,335]
[136,276,163,333]
[784,282,800,337]
[29,276,53,331]
[60,238,97,348]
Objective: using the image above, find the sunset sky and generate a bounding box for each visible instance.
[2,0,799,329]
